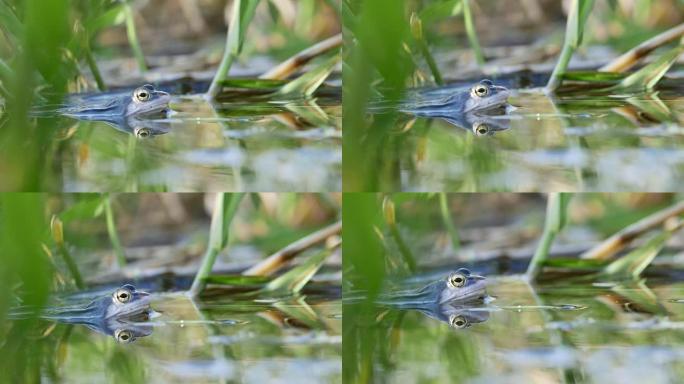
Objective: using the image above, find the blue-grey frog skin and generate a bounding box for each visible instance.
[378,268,488,307]
[59,84,170,120]
[56,84,171,138]
[401,79,511,135]
[377,268,490,329]
[9,284,153,343]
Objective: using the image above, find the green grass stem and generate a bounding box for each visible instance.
[462,0,484,66]
[122,1,147,72]
[189,193,245,296]
[103,194,127,267]
[206,0,260,99]
[439,193,460,252]
[526,193,573,281]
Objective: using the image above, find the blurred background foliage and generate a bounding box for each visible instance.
[344,193,684,282]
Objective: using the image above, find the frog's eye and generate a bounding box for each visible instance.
[472,84,489,98]
[115,329,134,343]
[134,87,151,102]
[114,287,133,304]
[447,272,468,288]
[449,314,469,329]
[135,128,151,138]
[474,123,490,136]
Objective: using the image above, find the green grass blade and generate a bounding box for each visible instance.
[203,275,270,286]
[614,44,684,91]
[50,216,85,289]
[85,3,126,32]
[0,1,24,47]
[526,193,573,280]
[419,0,463,23]
[276,53,340,96]
[263,249,329,293]
[103,194,126,267]
[438,193,460,252]
[462,0,484,66]
[273,298,325,329]
[206,0,260,98]
[626,94,676,122]
[189,193,245,296]
[410,12,443,85]
[122,1,147,72]
[603,231,670,279]
[0,59,13,85]
[546,0,595,92]
[383,196,416,273]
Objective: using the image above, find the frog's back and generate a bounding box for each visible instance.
[58,95,127,120]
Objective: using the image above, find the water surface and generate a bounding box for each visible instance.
[366,76,684,191]
[38,89,341,192]
[344,271,684,383]
[6,288,341,383]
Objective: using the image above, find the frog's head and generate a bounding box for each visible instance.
[463,79,509,114]
[105,284,151,320]
[437,268,487,304]
[125,84,170,117]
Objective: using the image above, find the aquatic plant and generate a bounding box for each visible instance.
[189,193,245,296]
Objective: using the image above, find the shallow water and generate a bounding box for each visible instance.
[344,272,684,383]
[7,289,341,383]
[367,80,684,192]
[37,91,341,192]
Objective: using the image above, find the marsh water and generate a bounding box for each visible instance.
[345,268,684,383]
[6,284,341,383]
[36,82,341,192]
[369,72,684,192]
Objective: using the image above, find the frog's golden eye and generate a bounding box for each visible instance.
[474,123,490,136]
[114,288,133,304]
[449,314,469,329]
[134,87,151,102]
[472,85,489,98]
[115,329,134,343]
[135,128,151,138]
[447,272,467,288]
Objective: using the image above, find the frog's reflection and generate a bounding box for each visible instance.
[9,285,155,343]
[377,269,491,329]
[399,80,512,136]
[108,117,172,138]
[442,112,511,136]
[419,304,490,329]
